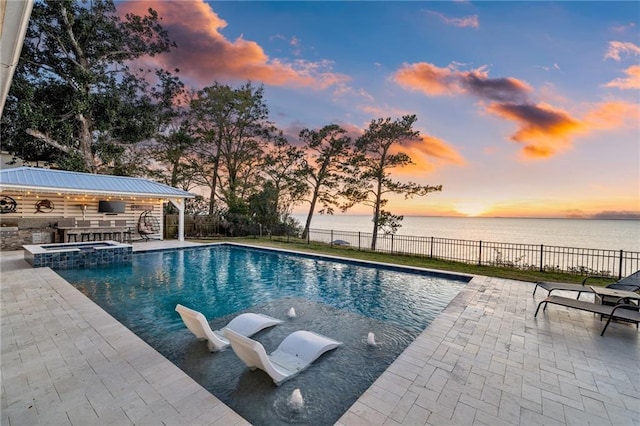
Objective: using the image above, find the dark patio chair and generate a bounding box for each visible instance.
[532,271,640,299]
[535,295,640,336]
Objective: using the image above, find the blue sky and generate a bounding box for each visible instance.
[120,1,639,218]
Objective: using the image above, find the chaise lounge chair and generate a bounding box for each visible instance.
[225,328,342,386]
[175,304,283,352]
[534,295,640,336]
[532,270,640,299]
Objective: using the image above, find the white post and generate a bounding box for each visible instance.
[170,198,185,242]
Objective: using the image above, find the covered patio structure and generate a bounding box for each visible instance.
[0,167,194,249]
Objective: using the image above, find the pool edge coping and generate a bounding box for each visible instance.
[4,242,481,425]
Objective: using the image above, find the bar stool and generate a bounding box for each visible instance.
[77,220,92,241]
[115,220,132,243]
[98,220,113,240]
[123,228,134,243]
[92,230,103,241]
[56,218,76,243]
[66,231,79,242]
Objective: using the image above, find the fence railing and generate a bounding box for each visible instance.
[306,228,639,279]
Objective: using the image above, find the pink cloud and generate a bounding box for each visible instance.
[117,1,349,89]
[612,22,636,33]
[427,10,479,28]
[394,62,532,102]
[412,134,466,165]
[584,101,640,130]
[392,134,466,175]
[394,63,462,95]
[486,103,584,159]
[604,65,640,90]
[604,41,640,61]
[392,62,639,160]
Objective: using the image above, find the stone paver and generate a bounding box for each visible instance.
[339,275,640,425]
[1,244,247,426]
[2,241,639,425]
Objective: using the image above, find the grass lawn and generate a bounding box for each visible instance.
[192,236,614,286]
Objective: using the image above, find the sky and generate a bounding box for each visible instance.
[117,1,640,219]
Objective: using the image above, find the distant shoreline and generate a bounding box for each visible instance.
[293,213,640,221]
[292,214,640,252]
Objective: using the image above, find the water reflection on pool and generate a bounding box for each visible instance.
[58,244,469,425]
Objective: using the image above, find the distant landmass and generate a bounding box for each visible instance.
[589,211,640,220]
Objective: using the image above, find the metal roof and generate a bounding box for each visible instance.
[0,167,194,198]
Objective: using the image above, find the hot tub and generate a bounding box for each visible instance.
[23,241,133,269]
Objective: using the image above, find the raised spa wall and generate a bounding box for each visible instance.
[23,241,133,269]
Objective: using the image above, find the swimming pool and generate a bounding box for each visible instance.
[57,244,469,425]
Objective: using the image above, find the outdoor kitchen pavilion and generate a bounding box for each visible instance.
[0,167,194,250]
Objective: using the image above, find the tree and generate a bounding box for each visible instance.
[261,136,308,229]
[191,82,270,216]
[248,182,280,233]
[144,73,199,190]
[341,115,442,250]
[147,125,198,189]
[298,124,352,239]
[1,0,176,173]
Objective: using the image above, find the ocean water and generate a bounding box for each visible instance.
[292,214,640,252]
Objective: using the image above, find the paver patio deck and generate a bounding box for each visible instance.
[2,241,639,425]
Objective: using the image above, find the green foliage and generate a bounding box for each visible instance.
[377,211,404,235]
[341,115,442,249]
[184,196,210,216]
[147,125,199,189]
[298,124,352,239]
[261,136,308,219]
[2,2,448,237]
[248,182,280,230]
[1,0,176,173]
[190,82,271,214]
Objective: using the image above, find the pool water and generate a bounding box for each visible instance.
[58,244,469,425]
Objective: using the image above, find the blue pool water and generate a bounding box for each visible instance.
[58,244,469,425]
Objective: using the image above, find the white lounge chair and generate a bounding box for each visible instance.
[175,304,283,352]
[225,328,342,386]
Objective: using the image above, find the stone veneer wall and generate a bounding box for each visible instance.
[1,217,59,251]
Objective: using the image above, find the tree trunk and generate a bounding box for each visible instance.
[302,186,320,240]
[371,179,383,250]
[208,156,219,215]
[170,162,179,187]
[77,113,96,172]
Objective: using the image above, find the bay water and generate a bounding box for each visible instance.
[291,214,640,252]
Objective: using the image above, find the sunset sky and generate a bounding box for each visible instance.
[118,1,640,218]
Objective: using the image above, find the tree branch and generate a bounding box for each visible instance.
[59,3,87,69]
[25,129,75,154]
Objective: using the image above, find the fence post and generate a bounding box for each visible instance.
[478,241,482,265]
[330,230,333,247]
[391,234,394,253]
[358,232,361,250]
[430,236,434,258]
[540,244,544,272]
[618,250,623,279]
[307,228,310,244]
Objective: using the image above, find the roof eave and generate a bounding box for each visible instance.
[0,183,195,199]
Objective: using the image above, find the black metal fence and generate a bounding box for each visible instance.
[307,228,639,279]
